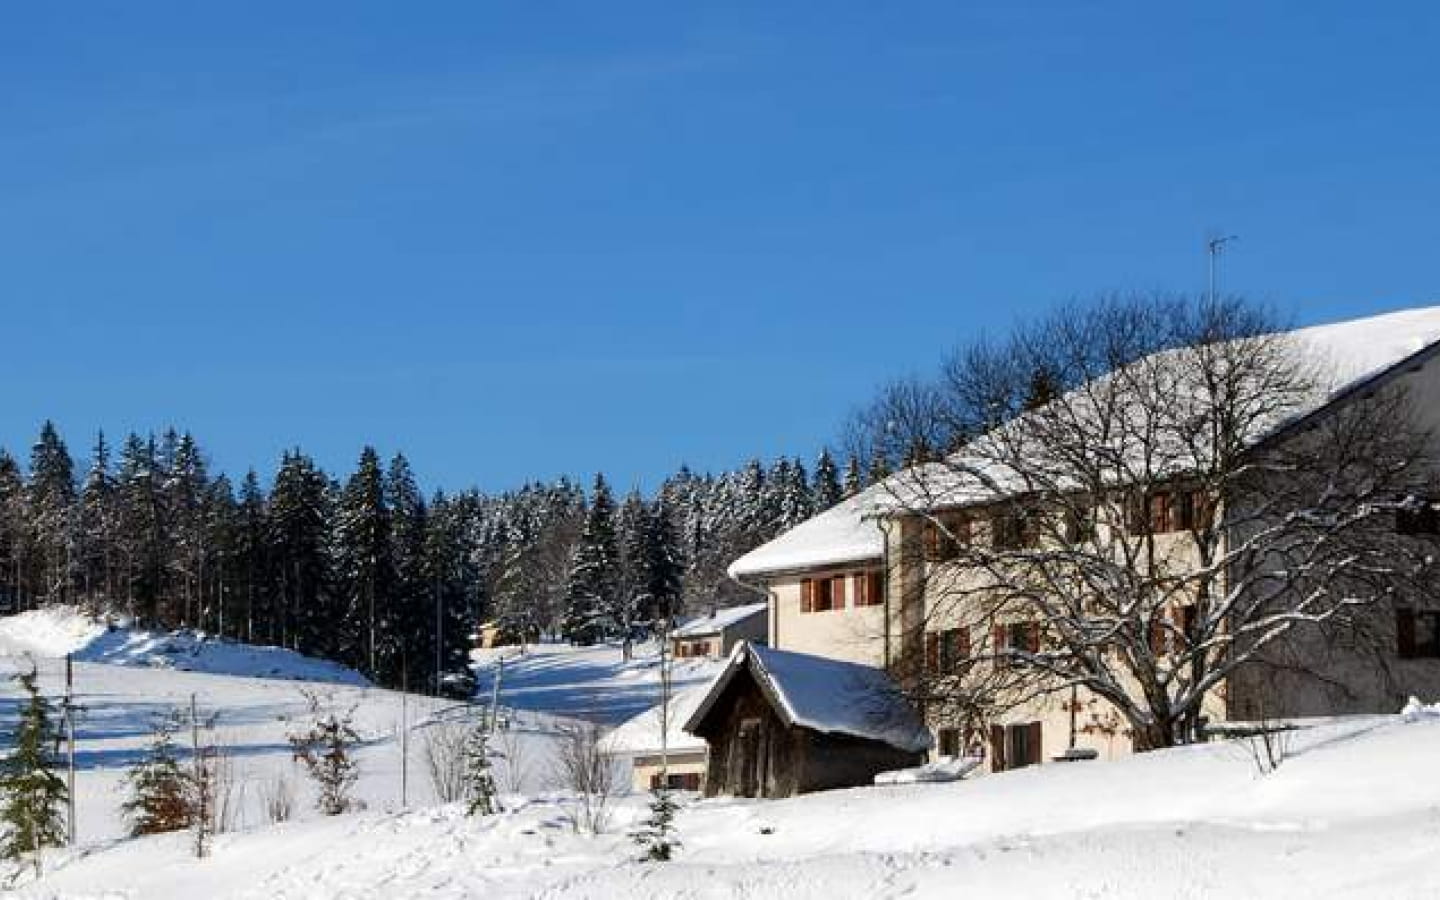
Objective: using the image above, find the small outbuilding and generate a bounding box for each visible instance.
[601,685,711,793]
[684,642,930,798]
[670,602,768,660]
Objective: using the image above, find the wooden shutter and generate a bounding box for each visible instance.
[1027,722,1043,765]
[800,579,814,613]
[868,571,885,606]
[1398,609,1418,659]
[993,625,1008,667]
[832,575,847,609]
[1149,618,1167,656]
[1026,622,1041,654]
[990,724,1006,772]
[926,632,939,673]
[957,626,971,660]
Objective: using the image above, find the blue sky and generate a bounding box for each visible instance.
[2,2,1438,493]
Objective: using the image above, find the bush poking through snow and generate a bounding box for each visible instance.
[496,727,531,795]
[288,693,360,816]
[0,668,68,881]
[549,720,616,834]
[631,788,681,862]
[1241,703,1295,776]
[259,773,295,825]
[422,722,469,805]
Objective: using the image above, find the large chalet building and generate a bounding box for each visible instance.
[704,306,1440,790]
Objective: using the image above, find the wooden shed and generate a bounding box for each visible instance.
[684,642,930,798]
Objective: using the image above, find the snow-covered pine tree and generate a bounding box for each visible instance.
[643,500,683,628]
[770,457,813,531]
[115,433,164,625]
[614,491,652,659]
[462,722,498,816]
[289,696,360,816]
[164,432,210,627]
[813,449,843,512]
[203,475,239,637]
[561,474,620,645]
[842,455,863,498]
[27,421,76,607]
[632,788,680,861]
[232,470,269,645]
[423,490,477,695]
[333,447,396,681]
[0,669,68,878]
[121,712,191,837]
[268,450,334,657]
[0,452,28,613]
[386,453,429,688]
[75,432,116,610]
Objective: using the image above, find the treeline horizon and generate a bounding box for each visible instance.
[0,421,866,690]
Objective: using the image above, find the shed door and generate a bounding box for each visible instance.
[737,717,762,798]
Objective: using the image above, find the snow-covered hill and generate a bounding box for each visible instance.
[18,704,1440,898]
[0,610,565,864]
[0,607,368,685]
[6,612,1440,898]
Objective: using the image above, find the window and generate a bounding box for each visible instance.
[1397,500,1440,536]
[1064,505,1096,544]
[937,727,961,757]
[925,626,971,673]
[992,511,1038,550]
[989,722,1043,771]
[853,570,886,607]
[993,622,1039,668]
[923,514,970,561]
[1130,488,1213,535]
[1397,609,1440,658]
[650,772,702,791]
[800,575,847,613]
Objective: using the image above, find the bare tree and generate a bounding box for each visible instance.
[549,720,617,834]
[495,727,531,795]
[421,721,469,804]
[869,294,1437,750]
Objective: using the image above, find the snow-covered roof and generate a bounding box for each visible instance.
[684,642,932,753]
[671,602,768,638]
[727,487,886,580]
[729,305,1440,578]
[601,684,709,756]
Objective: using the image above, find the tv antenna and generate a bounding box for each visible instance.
[1207,234,1238,304]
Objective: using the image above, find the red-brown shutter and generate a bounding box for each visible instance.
[1149,618,1166,656]
[1026,622,1041,654]
[800,579,814,613]
[957,626,971,660]
[992,625,1009,667]
[1027,722,1043,765]
[990,724,1007,772]
[832,575,847,609]
[869,571,885,606]
[925,632,939,673]
[1398,609,1418,659]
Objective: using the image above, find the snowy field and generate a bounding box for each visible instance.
[3,611,1440,898]
[0,610,567,859]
